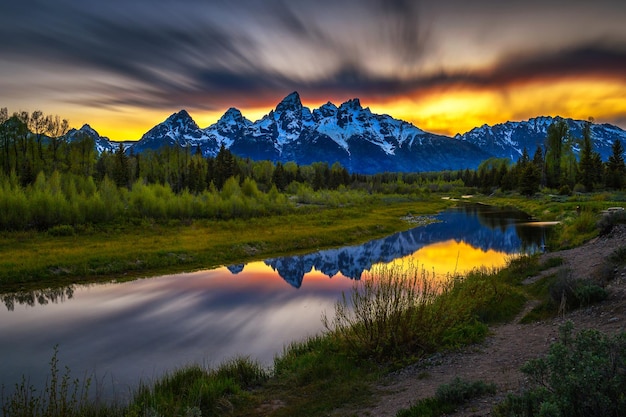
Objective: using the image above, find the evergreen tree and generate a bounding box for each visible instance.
[0,108,10,175]
[113,143,130,188]
[577,121,596,191]
[519,163,540,196]
[545,120,569,188]
[606,139,626,189]
[272,161,287,191]
[214,145,240,189]
[532,145,545,187]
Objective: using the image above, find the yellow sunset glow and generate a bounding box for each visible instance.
[370,78,626,136]
[379,240,513,280]
[62,77,626,142]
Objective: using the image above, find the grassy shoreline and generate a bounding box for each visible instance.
[3,192,625,416]
[0,198,451,293]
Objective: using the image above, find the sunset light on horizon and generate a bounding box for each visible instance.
[1,0,625,141]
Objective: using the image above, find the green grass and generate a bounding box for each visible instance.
[3,191,624,416]
[397,378,497,417]
[0,198,452,292]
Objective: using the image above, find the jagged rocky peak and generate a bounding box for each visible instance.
[339,98,363,111]
[67,124,107,141]
[79,124,98,134]
[275,91,303,113]
[218,107,248,125]
[164,109,198,129]
[215,107,250,135]
[314,101,338,117]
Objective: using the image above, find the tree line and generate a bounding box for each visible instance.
[1,109,625,230]
[462,119,625,196]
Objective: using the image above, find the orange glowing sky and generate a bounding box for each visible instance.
[1,1,625,141]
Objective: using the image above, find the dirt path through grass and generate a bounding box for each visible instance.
[355,225,626,417]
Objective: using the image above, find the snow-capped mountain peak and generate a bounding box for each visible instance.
[65,124,117,154]
[457,115,626,162]
[41,92,626,173]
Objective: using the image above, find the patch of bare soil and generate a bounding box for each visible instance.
[356,224,626,417]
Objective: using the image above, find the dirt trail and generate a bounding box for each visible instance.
[356,225,626,417]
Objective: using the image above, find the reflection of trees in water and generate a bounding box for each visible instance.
[457,203,551,252]
[515,224,552,253]
[2,286,75,311]
[458,203,532,232]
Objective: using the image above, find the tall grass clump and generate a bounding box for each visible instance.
[0,346,109,417]
[323,263,447,361]
[397,378,497,417]
[127,357,268,417]
[324,260,528,363]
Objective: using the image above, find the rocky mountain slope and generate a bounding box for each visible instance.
[65,92,626,174]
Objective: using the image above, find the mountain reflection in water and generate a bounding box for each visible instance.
[1,204,550,310]
[0,204,552,400]
[260,204,548,287]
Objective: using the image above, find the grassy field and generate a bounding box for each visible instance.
[2,191,625,416]
[0,197,452,292]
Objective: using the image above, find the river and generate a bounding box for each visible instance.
[0,203,552,401]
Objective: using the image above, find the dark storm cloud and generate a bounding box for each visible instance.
[1,0,625,112]
[414,43,626,91]
[0,0,430,109]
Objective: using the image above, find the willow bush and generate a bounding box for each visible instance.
[324,260,528,363]
[323,263,463,361]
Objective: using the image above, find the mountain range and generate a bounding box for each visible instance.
[66,92,626,174]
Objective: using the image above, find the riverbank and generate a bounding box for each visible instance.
[0,198,451,293]
[2,194,625,416]
[355,223,626,417]
[2,190,622,294]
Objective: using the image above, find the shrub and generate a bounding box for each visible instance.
[558,185,571,196]
[597,209,626,236]
[493,322,626,417]
[48,225,75,237]
[609,246,626,264]
[397,378,496,417]
[548,269,607,311]
[573,183,586,194]
[323,263,451,361]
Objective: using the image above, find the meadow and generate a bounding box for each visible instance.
[2,190,625,416]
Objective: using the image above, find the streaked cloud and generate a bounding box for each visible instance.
[1,0,625,139]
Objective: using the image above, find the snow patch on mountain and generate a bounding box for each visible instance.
[457,116,626,162]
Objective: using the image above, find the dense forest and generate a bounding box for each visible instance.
[1,109,625,231]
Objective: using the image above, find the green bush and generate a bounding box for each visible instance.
[493,322,626,417]
[397,378,496,417]
[609,246,626,264]
[323,263,452,362]
[47,225,75,237]
[558,185,571,196]
[548,269,607,311]
[598,209,626,236]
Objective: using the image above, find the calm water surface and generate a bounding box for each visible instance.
[0,204,551,400]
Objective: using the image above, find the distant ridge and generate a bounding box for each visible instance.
[456,116,626,162]
[66,92,626,174]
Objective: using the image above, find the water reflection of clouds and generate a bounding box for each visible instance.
[0,204,553,398]
[0,265,348,398]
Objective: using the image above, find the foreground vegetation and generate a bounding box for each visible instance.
[3,211,626,416]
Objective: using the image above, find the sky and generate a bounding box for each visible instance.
[1,0,626,141]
